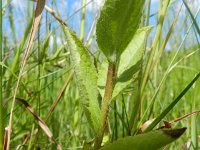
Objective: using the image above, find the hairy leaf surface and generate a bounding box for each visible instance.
[63,26,100,133]
[96,0,145,63]
[100,128,186,150]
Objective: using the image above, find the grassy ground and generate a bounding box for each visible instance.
[1,0,200,149]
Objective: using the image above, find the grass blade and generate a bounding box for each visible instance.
[144,72,200,132]
[0,0,3,148]
[5,19,33,98]
[16,98,62,150]
[46,69,74,120]
[138,7,200,132]
[6,1,45,149]
[183,0,200,36]
[80,0,86,41]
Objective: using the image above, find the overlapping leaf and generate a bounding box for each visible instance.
[112,26,153,99]
[98,27,153,99]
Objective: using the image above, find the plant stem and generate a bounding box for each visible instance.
[94,63,115,150]
[80,0,86,41]
[114,101,118,140]
[141,0,170,95]
[0,0,3,148]
[37,22,41,116]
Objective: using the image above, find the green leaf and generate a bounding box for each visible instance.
[96,0,145,63]
[63,26,100,133]
[100,128,186,150]
[112,26,153,99]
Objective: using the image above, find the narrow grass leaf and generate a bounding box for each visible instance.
[16,98,62,150]
[7,1,45,149]
[96,0,145,63]
[39,31,52,62]
[183,0,200,36]
[46,69,74,120]
[144,72,200,132]
[63,26,100,133]
[100,128,186,150]
[5,20,33,96]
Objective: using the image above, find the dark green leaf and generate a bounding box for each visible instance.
[96,0,145,63]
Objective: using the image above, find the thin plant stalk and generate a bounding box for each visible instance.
[6,1,45,149]
[131,0,170,131]
[137,7,200,131]
[94,63,116,150]
[147,4,183,117]
[37,23,41,115]
[0,0,3,148]
[145,0,151,26]
[113,101,118,140]
[140,0,170,95]
[80,0,86,41]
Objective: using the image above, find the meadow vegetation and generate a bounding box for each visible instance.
[0,0,200,149]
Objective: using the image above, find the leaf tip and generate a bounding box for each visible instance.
[163,127,187,138]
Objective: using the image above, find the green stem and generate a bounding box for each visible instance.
[37,22,41,116]
[145,0,151,26]
[0,0,3,148]
[94,63,115,150]
[80,0,86,41]
[141,0,170,95]
[114,101,118,140]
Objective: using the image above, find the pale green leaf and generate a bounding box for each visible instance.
[100,128,186,150]
[112,26,153,99]
[63,26,100,133]
[96,0,145,63]
[97,58,108,98]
